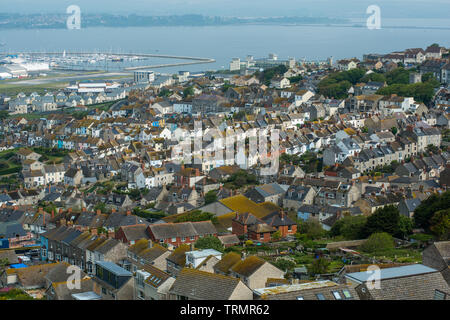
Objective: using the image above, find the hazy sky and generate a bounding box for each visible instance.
[1,0,450,19]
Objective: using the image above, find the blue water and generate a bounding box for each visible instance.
[1,20,449,73]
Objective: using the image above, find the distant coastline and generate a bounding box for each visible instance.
[0,13,349,30]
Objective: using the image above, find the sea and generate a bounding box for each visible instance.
[0,18,449,73]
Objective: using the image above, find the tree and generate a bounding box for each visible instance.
[430,208,450,240]
[362,205,403,237]
[414,191,450,230]
[204,190,217,205]
[360,232,395,253]
[272,230,282,241]
[330,215,367,240]
[93,202,107,214]
[0,258,9,271]
[183,86,194,98]
[391,127,398,135]
[361,72,386,83]
[195,236,224,252]
[0,110,8,120]
[309,257,330,275]
[299,220,324,240]
[397,215,413,239]
[274,258,296,271]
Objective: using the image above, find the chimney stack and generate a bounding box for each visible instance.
[97,209,101,215]
[51,210,54,219]
[82,207,87,212]
[126,210,131,216]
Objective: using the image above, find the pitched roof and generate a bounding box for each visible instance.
[169,268,242,300]
[148,221,216,240]
[214,252,242,274]
[231,255,267,277]
[166,244,190,266]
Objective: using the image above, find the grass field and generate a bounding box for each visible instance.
[0,82,69,96]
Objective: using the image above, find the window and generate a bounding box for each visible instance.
[342,289,353,299]
[101,287,107,295]
[171,238,177,243]
[434,290,446,300]
[296,296,304,300]
[332,291,342,300]
[316,293,326,300]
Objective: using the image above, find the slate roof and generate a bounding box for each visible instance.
[148,221,216,240]
[119,224,149,242]
[169,268,242,300]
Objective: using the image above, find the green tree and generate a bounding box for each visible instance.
[194,236,224,252]
[391,127,398,135]
[330,215,367,240]
[361,72,386,83]
[360,232,395,253]
[204,190,218,205]
[414,191,450,230]
[0,110,8,120]
[299,220,324,240]
[272,230,282,241]
[309,257,330,275]
[397,215,414,239]
[430,208,450,240]
[93,202,107,214]
[274,258,296,271]
[183,86,194,98]
[0,258,9,271]
[362,205,404,237]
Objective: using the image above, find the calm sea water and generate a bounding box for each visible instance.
[1,19,449,73]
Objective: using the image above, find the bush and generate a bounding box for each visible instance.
[360,232,395,253]
[274,258,296,271]
[245,240,254,246]
[195,236,224,252]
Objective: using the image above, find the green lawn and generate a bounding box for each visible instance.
[0,82,69,96]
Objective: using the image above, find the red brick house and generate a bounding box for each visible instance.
[232,211,297,242]
[147,221,217,247]
[263,211,297,237]
[232,212,275,243]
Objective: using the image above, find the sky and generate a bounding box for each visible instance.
[1,0,450,19]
